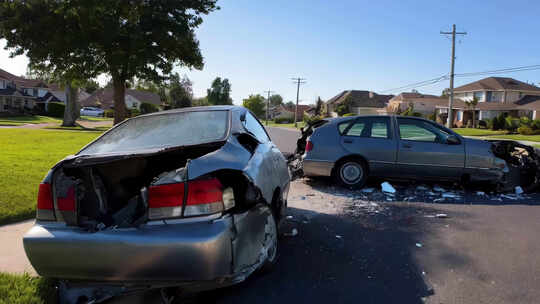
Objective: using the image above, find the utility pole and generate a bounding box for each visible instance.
[291,77,306,128]
[441,24,467,128]
[263,89,274,126]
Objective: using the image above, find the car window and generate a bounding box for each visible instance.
[79,110,229,154]
[371,121,389,138]
[344,120,366,136]
[398,119,441,142]
[338,121,352,134]
[243,112,270,143]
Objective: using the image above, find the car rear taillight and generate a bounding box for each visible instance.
[305,140,314,152]
[37,183,55,221]
[148,178,235,220]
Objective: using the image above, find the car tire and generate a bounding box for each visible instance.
[335,159,368,188]
[259,210,279,273]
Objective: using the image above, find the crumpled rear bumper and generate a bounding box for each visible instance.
[23,216,234,283]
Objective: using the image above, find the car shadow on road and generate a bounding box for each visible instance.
[192,204,452,304]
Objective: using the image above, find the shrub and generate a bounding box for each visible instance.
[491,114,506,130]
[342,113,355,117]
[47,102,65,118]
[478,120,488,129]
[518,126,534,135]
[274,117,291,124]
[532,119,540,130]
[129,108,141,117]
[504,117,520,132]
[426,112,436,121]
[104,109,114,118]
[336,104,349,116]
[519,116,532,127]
[304,114,322,125]
[140,102,159,114]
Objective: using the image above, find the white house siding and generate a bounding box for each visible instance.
[352,107,380,115]
[125,95,141,109]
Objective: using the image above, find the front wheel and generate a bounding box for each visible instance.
[335,159,368,188]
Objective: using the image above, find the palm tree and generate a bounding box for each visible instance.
[464,97,479,128]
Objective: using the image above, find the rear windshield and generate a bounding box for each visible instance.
[80,110,229,155]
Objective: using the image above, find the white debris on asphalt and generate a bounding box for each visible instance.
[415,243,423,248]
[335,235,342,239]
[361,187,376,193]
[433,186,445,192]
[416,185,429,191]
[381,182,396,193]
[286,215,293,220]
[500,194,518,200]
[515,186,524,195]
[442,192,460,199]
[476,191,486,196]
[284,228,298,237]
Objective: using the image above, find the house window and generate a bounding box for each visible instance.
[457,110,463,121]
[0,80,4,89]
[486,91,492,102]
[473,92,483,101]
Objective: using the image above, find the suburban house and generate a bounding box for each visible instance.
[0,67,88,113]
[267,104,311,121]
[386,92,447,115]
[81,88,161,110]
[436,77,540,126]
[324,90,394,117]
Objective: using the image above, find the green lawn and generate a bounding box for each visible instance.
[0,273,56,304]
[453,128,508,136]
[45,125,111,132]
[265,121,305,129]
[485,134,540,143]
[0,116,60,126]
[79,116,112,122]
[0,129,100,225]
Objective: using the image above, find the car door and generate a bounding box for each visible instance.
[340,117,397,175]
[396,118,465,179]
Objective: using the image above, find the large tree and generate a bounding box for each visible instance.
[207,77,233,105]
[0,1,101,126]
[1,0,219,125]
[242,94,265,118]
[269,94,283,106]
[169,73,193,108]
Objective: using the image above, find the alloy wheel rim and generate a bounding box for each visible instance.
[340,162,363,184]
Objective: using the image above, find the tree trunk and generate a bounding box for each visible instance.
[113,76,127,125]
[472,109,476,128]
[62,81,79,127]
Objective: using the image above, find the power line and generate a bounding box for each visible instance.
[441,24,467,128]
[263,89,274,126]
[379,64,540,95]
[291,77,306,128]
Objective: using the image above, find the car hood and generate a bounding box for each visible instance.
[462,137,494,150]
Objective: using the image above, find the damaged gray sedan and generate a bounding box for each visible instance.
[297,115,540,191]
[23,106,290,302]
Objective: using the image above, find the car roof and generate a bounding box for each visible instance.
[326,114,432,124]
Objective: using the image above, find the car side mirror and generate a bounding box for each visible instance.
[446,135,460,145]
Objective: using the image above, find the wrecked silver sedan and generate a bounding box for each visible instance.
[23,106,290,301]
[296,115,540,191]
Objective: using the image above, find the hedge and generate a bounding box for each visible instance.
[47,102,65,118]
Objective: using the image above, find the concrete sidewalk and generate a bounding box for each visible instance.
[0,220,36,274]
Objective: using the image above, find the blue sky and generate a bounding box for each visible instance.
[2,0,540,105]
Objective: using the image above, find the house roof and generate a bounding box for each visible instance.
[280,104,312,118]
[0,86,34,98]
[515,95,540,111]
[327,90,394,108]
[454,77,540,93]
[390,92,440,101]
[81,88,161,109]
